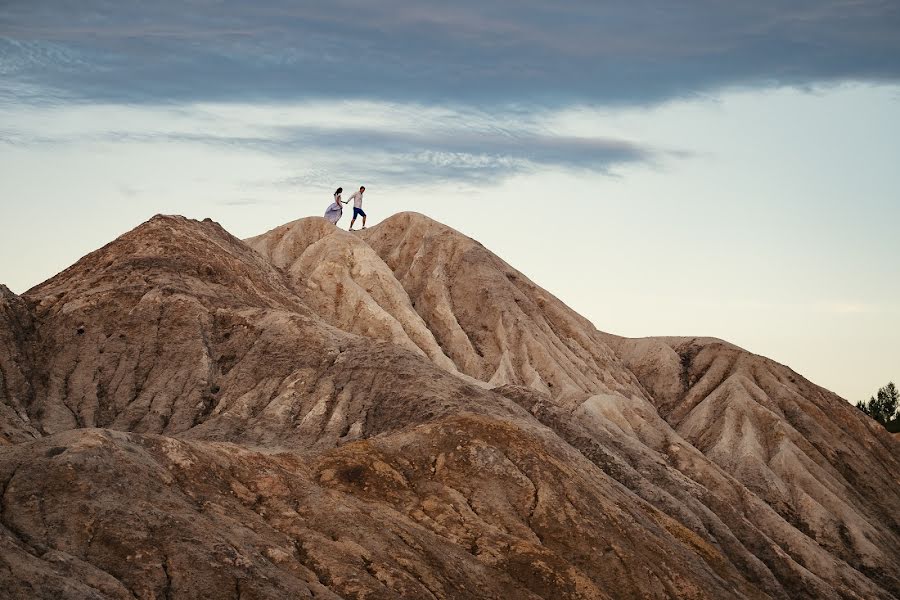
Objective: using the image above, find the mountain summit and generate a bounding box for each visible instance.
[1,213,898,599]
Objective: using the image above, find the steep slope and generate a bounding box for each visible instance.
[0,286,40,445]
[247,211,900,597]
[248,212,645,400]
[609,335,900,591]
[495,380,900,599]
[18,215,520,449]
[359,213,646,399]
[245,217,459,374]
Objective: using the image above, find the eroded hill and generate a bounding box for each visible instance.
[0,213,897,599]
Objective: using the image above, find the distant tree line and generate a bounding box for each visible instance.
[856,382,900,433]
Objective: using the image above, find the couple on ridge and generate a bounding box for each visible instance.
[324,185,367,231]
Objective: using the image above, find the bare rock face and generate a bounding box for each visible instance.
[0,286,40,444]
[245,218,459,374]
[1,212,898,599]
[608,335,900,592]
[250,213,644,399]
[359,214,645,400]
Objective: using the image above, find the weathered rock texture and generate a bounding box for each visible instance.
[1,212,897,599]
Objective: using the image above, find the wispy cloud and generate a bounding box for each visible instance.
[0,100,670,185]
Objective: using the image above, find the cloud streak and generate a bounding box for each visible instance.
[0,100,667,185]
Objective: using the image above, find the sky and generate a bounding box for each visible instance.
[1,1,898,402]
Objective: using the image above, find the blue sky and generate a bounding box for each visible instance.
[1,1,898,402]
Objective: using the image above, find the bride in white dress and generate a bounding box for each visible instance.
[324,187,345,224]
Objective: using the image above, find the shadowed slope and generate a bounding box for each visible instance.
[0,286,39,445]
[1,412,787,600]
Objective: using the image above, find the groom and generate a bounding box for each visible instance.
[347,185,366,231]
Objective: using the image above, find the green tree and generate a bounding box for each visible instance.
[856,382,900,433]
